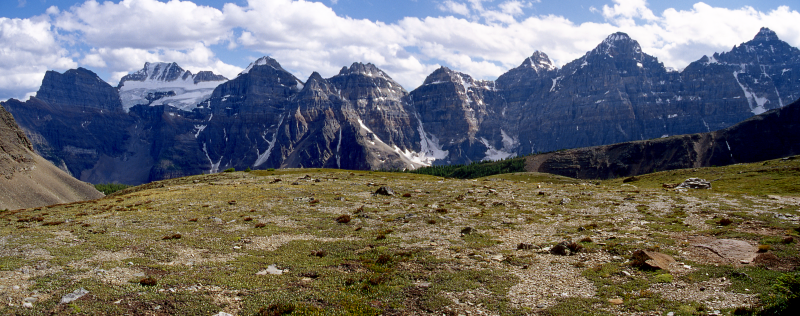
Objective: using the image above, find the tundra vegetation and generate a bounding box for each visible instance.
[1,158,799,315]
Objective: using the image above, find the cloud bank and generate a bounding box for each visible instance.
[1,0,798,101]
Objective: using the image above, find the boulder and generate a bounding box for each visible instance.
[676,178,711,189]
[631,250,677,270]
[375,186,395,196]
[694,239,758,264]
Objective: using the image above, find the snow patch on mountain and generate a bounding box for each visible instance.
[733,65,768,114]
[254,116,284,167]
[118,62,227,112]
[480,130,519,161]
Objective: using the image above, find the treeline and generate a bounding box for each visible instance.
[94,183,132,195]
[404,156,526,179]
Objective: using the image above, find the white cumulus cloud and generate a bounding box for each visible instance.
[1,0,799,101]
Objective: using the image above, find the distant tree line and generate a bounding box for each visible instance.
[402,156,527,179]
[94,183,132,195]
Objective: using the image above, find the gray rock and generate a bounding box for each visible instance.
[695,239,758,263]
[375,186,395,196]
[60,288,89,304]
[631,250,677,270]
[676,178,712,189]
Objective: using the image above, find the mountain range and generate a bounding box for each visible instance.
[2,27,798,185]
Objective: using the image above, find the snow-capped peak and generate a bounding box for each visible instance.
[522,51,556,72]
[603,32,632,44]
[239,56,284,75]
[591,31,643,57]
[118,62,228,112]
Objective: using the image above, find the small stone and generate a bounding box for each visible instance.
[491,255,504,261]
[233,246,241,250]
[676,178,711,189]
[12,285,20,290]
[23,302,33,308]
[256,264,283,275]
[60,288,89,304]
[608,298,623,305]
[550,243,568,256]
[24,297,37,303]
[517,243,535,250]
[667,312,675,316]
[460,227,476,235]
[559,198,571,205]
[213,313,234,316]
[631,250,676,270]
[375,186,395,196]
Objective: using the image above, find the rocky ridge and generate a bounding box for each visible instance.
[525,96,800,179]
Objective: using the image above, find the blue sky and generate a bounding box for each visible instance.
[1,0,799,101]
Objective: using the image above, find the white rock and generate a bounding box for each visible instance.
[60,288,89,304]
[256,264,283,275]
[23,302,33,308]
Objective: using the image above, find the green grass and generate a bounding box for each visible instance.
[94,183,132,195]
[602,156,800,196]
[3,166,800,315]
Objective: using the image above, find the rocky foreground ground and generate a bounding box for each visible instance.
[1,159,799,315]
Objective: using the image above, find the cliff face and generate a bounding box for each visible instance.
[525,97,800,179]
[0,104,103,210]
[2,67,210,185]
[36,68,123,112]
[198,60,427,172]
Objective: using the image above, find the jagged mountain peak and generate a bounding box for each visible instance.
[303,72,327,89]
[520,51,556,72]
[119,62,227,87]
[117,61,228,111]
[714,26,800,66]
[422,66,469,85]
[35,67,123,112]
[590,31,643,57]
[337,62,390,79]
[239,56,286,76]
[753,27,779,42]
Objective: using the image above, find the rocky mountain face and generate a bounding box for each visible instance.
[0,103,103,210]
[3,28,799,185]
[525,96,800,179]
[118,62,227,111]
[36,68,123,112]
[199,58,425,173]
[2,68,210,185]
